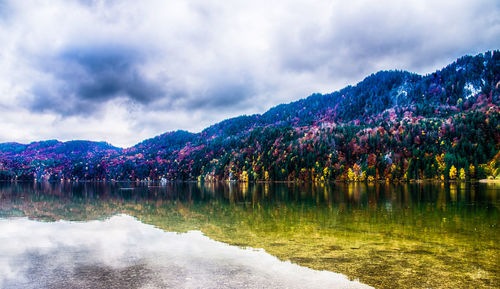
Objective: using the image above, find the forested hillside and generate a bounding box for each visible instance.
[1,51,499,182]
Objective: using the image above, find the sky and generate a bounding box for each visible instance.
[0,0,499,147]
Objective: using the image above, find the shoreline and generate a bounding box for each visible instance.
[478,179,500,183]
[0,179,498,184]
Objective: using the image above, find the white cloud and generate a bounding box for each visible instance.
[0,0,498,147]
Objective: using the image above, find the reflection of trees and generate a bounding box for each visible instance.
[1,182,497,236]
[0,182,498,289]
[450,183,458,202]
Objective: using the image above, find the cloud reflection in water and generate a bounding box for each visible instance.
[0,214,371,289]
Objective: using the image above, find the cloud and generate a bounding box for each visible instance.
[0,0,498,146]
[275,0,500,78]
[0,0,10,20]
[29,44,164,116]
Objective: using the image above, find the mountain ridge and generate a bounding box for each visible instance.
[1,51,499,182]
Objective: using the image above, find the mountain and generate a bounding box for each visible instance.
[0,140,121,181]
[1,51,499,182]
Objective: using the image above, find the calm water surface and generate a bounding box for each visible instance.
[0,182,498,289]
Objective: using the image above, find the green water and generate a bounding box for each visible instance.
[0,182,498,288]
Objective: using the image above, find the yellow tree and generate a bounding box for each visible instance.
[486,158,498,179]
[469,164,475,179]
[436,153,446,175]
[347,168,355,182]
[240,171,249,182]
[359,171,367,182]
[459,168,466,180]
[449,165,457,180]
[323,167,329,180]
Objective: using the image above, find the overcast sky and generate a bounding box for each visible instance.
[0,0,499,147]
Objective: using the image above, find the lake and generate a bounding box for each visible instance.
[0,182,498,288]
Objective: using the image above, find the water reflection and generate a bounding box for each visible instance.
[0,181,498,288]
[1,182,497,210]
[0,215,370,289]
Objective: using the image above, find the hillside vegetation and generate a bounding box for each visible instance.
[1,51,499,182]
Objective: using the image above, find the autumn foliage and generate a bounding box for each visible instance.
[1,52,499,182]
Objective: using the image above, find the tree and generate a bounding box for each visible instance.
[436,153,446,175]
[240,170,249,182]
[459,168,466,180]
[469,164,475,179]
[359,170,367,181]
[347,168,355,182]
[449,165,457,180]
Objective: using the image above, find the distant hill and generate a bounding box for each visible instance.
[0,140,121,181]
[1,51,499,182]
